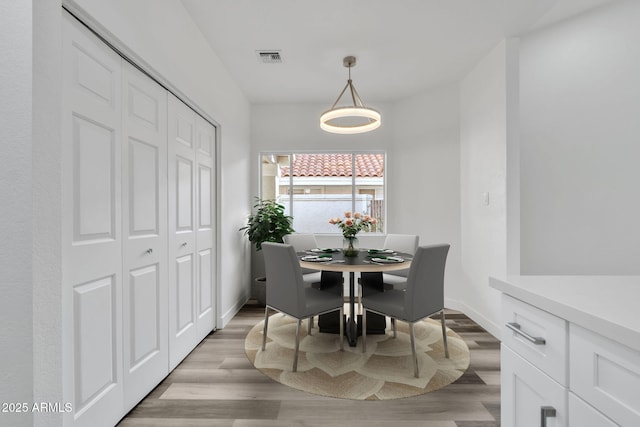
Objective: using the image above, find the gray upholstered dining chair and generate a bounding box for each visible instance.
[261,242,344,372]
[283,233,322,284]
[381,234,419,289]
[283,233,343,332]
[361,244,450,378]
[359,234,419,311]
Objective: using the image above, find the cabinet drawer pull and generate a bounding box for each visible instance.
[506,322,546,345]
[540,406,556,427]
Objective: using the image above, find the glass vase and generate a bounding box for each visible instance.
[342,236,359,257]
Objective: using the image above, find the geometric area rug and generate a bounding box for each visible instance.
[244,312,470,400]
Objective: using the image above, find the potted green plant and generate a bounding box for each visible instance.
[240,197,295,305]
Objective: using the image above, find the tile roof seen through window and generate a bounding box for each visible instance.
[281,154,384,177]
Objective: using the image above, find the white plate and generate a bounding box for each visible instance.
[310,248,338,253]
[371,256,404,263]
[301,255,332,262]
[368,248,395,254]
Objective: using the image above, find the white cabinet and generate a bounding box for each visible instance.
[62,12,216,426]
[496,282,640,427]
[570,325,640,426]
[501,295,567,426]
[502,294,567,385]
[502,345,567,427]
[569,393,618,427]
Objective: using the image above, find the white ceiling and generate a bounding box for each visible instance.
[182,0,615,104]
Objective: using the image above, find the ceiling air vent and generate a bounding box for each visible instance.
[257,51,283,64]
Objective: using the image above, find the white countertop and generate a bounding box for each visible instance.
[490,275,640,352]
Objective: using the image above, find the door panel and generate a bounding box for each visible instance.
[197,120,213,156]
[63,13,124,427]
[72,115,116,241]
[73,276,117,410]
[198,249,213,316]
[122,61,168,410]
[128,265,160,366]
[176,157,194,231]
[128,139,159,236]
[195,116,215,337]
[502,344,567,427]
[168,95,216,367]
[73,44,116,107]
[168,95,198,369]
[176,254,195,334]
[198,165,212,229]
[176,111,194,148]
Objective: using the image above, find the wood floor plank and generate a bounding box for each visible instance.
[276,399,495,422]
[117,304,501,426]
[166,368,274,383]
[160,383,332,401]
[234,421,457,427]
[118,419,234,427]
[123,400,281,420]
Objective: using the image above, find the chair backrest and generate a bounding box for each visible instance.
[261,242,306,316]
[283,233,318,252]
[404,244,450,322]
[384,234,419,255]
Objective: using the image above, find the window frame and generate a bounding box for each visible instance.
[259,150,387,235]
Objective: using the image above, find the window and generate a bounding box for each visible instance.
[260,152,385,234]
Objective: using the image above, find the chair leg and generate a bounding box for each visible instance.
[339,307,344,351]
[391,318,397,338]
[308,316,313,336]
[441,310,449,358]
[261,306,270,351]
[293,318,302,372]
[410,322,419,378]
[362,309,367,353]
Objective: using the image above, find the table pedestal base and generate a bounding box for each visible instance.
[300,254,411,347]
[318,312,386,346]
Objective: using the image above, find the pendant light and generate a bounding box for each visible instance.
[320,56,381,134]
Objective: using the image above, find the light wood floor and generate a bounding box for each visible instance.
[118,304,501,427]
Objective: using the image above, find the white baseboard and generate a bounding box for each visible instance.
[219,292,250,328]
[445,297,501,340]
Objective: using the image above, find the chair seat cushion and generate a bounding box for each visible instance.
[382,273,407,289]
[302,287,343,318]
[362,289,407,321]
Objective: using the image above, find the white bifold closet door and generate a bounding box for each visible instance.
[62,14,125,427]
[62,11,216,426]
[168,94,216,370]
[121,60,169,409]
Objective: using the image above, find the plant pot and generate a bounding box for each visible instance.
[252,276,267,306]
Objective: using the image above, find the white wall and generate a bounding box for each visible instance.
[33,1,64,426]
[1,2,34,426]
[390,84,466,308]
[459,40,519,336]
[69,0,253,323]
[520,0,640,274]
